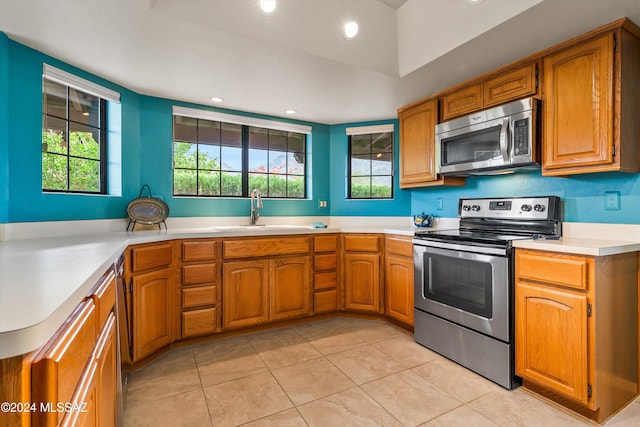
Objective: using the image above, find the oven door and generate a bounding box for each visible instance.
[414,240,510,342]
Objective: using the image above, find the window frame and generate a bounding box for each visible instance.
[346,126,394,200]
[172,108,310,199]
[41,65,120,195]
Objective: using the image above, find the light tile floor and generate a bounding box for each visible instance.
[124,317,640,426]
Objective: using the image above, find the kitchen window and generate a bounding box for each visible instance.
[347,125,394,199]
[41,65,120,193]
[172,107,310,198]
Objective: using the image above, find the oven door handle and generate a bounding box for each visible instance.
[412,239,507,257]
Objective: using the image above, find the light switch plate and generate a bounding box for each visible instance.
[604,191,620,210]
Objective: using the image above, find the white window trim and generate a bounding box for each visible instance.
[345,124,394,136]
[43,64,120,103]
[172,106,312,134]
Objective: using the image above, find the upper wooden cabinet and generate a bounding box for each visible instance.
[440,62,538,122]
[397,98,465,188]
[542,27,640,175]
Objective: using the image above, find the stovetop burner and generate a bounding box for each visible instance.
[414,196,562,246]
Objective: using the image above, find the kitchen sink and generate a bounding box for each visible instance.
[210,224,313,231]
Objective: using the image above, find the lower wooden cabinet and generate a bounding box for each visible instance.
[313,235,339,314]
[132,268,173,361]
[27,266,118,427]
[384,235,414,327]
[223,260,270,329]
[344,252,381,313]
[271,256,311,320]
[515,249,638,423]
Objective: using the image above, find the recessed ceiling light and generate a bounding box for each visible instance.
[210,97,224,103]
[259,0,277,15]
[466,0,484,4]
[343,21,359,40]
[285,109,296,115]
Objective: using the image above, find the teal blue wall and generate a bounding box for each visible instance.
[411,171,640,224]
[329,120,412,216]
[0,33,8,223]
[0,35,332,223]
[3,34,640,224]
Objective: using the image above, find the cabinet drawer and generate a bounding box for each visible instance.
[89,270,116,331]
[385,236,413,257]
[31,300,97,412]
[183,240,217,261]
[182,263,217,285]
[131,243,173,272]
[182,307,218,337]
[343,234,379,252]
[314,290,337,313]
[223,237,311,259]
[314,235,337,252]
[182,285,217,309]
[516,250,592,291]
[315,272,337,290]
[315,254,337,271]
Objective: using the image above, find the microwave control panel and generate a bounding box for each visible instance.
[513,118,529,156]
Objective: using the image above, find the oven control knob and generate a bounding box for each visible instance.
[521,204,532,212]
[471,205,481,212]
[462,205,471,211]
[534,204,546,212]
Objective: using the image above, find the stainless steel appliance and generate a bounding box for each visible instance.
[436,97,539,176]
[413,196,561,389]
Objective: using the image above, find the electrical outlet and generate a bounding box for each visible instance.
[604,191,620,210]
[319,200,328,208]
[436,198,443,210]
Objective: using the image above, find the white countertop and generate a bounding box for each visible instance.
[513,236,640,256]
[2,220,639,359]
[0,225,414,359]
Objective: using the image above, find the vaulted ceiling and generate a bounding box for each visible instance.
[1,0,640,123]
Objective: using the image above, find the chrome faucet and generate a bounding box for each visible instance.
[250,189,263,225]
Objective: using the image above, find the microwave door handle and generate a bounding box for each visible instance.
[499,117,510,160]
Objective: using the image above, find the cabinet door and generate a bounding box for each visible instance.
[484,62,538,108]
[96,313,117,427]
[133,269,173,361]
[516,282,589,404]
[344,253,380,312]
[441,83,483,121]
[385,254,414,326]
[223,260,269,329]
[542,34,614,173]
[398,99,439,187]
[270,256,311,320]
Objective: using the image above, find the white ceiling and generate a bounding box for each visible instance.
[1,0,640,124]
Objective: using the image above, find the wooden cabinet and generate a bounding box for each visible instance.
[384,235,414,327]
[343,234,382,313]
[542,25,640,175]
[271,256,311,320]
[180,239,220,338]
[222,236,312,330]
[313,235,339,313]
[125,242,175,362]
[515,249,638,423]
[397,98,465,188]
[223,260,270,329]
[440,61,538,121]
[29,267,118,427]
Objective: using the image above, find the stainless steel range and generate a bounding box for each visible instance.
[413,196,561,389]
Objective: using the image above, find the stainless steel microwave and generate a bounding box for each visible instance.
[436,97,540,176]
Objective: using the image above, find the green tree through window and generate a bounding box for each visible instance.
[173,115,306,198]
[42,79,106,193]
